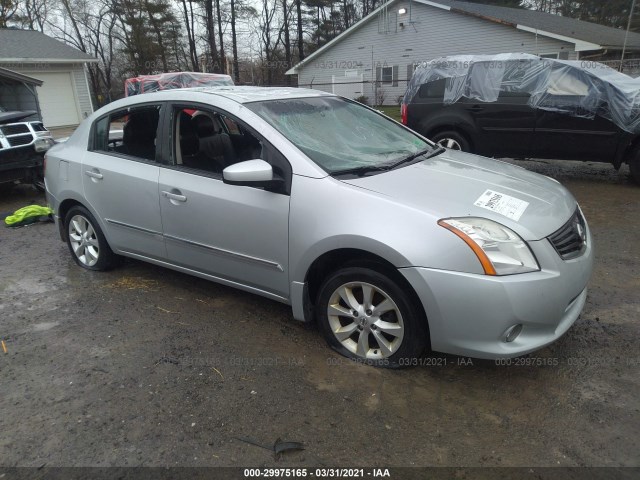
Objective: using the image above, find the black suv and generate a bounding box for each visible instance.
[0,106,54,190]
[401,56,640,184]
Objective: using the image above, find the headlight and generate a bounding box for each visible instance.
[34,137,54,152]
[438,217,539,275]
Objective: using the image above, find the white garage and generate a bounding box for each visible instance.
[33,72,82,127]
[0,29,96,128]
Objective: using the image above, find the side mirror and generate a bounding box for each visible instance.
[223,159,284,190]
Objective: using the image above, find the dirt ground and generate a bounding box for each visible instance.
[0,159,638,472]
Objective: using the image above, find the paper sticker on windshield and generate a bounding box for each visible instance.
[474,190,529,221]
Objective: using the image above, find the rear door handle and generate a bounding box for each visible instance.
[162,190,187,202]
[466,105,484,112]
[85,170,103,180]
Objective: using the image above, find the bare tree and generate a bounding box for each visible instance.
[259,0,283,85]
[180,0,200,71]
[215,0,226,73]
[16,0,48,31]
[282,0,292,84]
[0,0,19,27]
[231,0,240,82]
[296,0,304,61]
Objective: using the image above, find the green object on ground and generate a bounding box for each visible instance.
[4,205,53,228]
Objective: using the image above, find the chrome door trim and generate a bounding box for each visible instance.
[105,218,163,236]
[164,233,284,271]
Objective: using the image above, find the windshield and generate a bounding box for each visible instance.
[246,96,433,174]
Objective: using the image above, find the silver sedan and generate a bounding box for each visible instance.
[44,86,593,367]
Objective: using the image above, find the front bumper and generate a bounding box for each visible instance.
[0,147,44,184]
[401,226,594,359]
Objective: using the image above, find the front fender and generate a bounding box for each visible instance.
[288,175,484,286]
[290,234,412,285]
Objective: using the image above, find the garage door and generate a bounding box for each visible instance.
[33,72,80,127]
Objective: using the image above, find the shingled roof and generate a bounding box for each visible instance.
[287,0,640,75]
[431,0,640,49]
[0,28,97,63]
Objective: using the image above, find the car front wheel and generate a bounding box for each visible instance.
[316,266,427,367]
[64,205,117,271]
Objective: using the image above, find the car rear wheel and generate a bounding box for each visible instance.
[431,131,470,152]
[316,266,427,367]
[64,206,117,271]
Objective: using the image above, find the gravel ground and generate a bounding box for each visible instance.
[0,160,638,472]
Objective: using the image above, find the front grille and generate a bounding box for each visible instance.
[7,134,33,147]
[0,124,30,135]
[548,209,587,260]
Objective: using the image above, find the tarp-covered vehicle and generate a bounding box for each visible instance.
[125,72,234,96]
[0,106,54,190]
[402,53,640,184]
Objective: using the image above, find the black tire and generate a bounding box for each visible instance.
[431,130,470,152]
[33,167,45,192]
[630,151,640,185]
[316,266,427,368]
[64,205,117,271]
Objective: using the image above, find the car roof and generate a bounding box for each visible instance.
[148,86,335,104]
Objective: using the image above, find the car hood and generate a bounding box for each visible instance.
[340,149,576,241]
[0,110,37,124]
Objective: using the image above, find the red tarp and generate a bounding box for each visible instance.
[125,72,234,96]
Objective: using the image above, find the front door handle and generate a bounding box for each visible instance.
[85,170,103,180]
[466,105,484,112]
[162,190,187,203]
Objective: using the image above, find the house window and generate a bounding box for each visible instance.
[382,66,393,84]
[376,65,398,87]
[540,53,559,59]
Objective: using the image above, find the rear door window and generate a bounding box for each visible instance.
[92,105,162,162]
[418,78,446,99]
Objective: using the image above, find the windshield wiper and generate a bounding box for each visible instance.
[331,146,444,178]
[331,164,391,177]
[385,146,445,170]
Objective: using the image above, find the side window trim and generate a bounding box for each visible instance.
[88,101,166,165]
[161,101,293,195]
[161,106,223,180]
[164,100,293,182]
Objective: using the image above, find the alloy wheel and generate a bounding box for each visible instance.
[326,282,404,359]
[436,137,462,150]
[68,214,100,267]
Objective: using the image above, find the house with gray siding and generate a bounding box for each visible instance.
[286,0,640,105]
[0,28,97,128]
